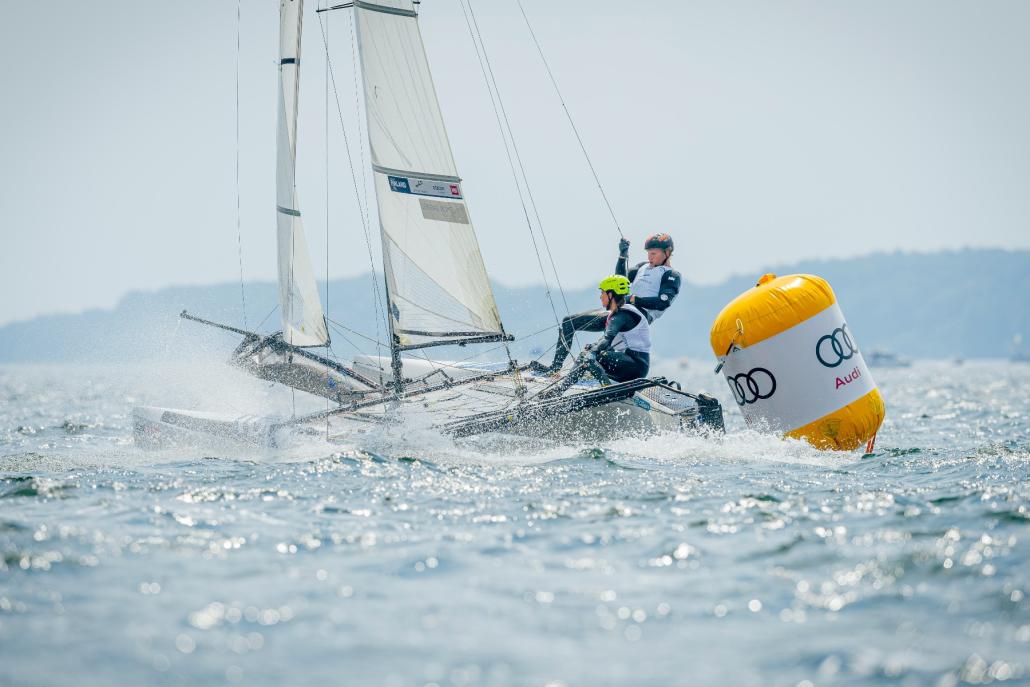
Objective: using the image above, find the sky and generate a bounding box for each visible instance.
[1,0,1028,326]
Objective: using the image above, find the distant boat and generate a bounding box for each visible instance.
[866,349,912,368]
[1011,335,1030,363]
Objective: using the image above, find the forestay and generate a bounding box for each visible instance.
[276,0,330,347]
[353,0,504,348]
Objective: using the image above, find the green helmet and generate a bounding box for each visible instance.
[599,274,631,295]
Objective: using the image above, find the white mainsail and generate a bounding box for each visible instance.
[353,0,504,348]
[276,0,330,347]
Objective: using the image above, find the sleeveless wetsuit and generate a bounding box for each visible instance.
[593,302,651,382]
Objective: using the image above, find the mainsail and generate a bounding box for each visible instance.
[353,0,505,349]
[276,0,330,347]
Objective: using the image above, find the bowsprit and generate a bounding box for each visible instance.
[727,367,776,406]
[816,324,857,368]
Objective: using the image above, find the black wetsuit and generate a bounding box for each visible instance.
[536,251,681,372]
[593,308,650,382]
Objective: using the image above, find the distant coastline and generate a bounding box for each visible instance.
[1,248,1026,363]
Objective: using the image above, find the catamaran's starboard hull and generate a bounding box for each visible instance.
[133,407,276,451]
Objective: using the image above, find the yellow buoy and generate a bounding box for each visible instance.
[710,273,885,451]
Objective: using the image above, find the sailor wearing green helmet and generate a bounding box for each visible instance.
[530,234,678,374]
[583,274,652,382]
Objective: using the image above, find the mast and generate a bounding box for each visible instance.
[350,0,512,390]
[383,269,404,394]
[346,2,404,393]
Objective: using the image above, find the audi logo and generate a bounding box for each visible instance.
[726,367,777,406]
[816,324,857,368]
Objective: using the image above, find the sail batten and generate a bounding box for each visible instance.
[371,164,461,183]
[353,1,418,18]
[353,0,505,349]
[276,0,330,347]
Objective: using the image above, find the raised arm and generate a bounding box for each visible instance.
[615,238,630,277]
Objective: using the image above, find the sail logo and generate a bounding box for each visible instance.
[835,366,861,390]
[389,176,411,194]
[388,175,463,200]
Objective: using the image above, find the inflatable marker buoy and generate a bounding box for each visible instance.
[710,274,885,451]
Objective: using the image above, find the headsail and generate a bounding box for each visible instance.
[353,0,504,349]
[277,0,330,347]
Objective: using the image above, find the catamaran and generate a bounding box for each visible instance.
[133,0,723,449]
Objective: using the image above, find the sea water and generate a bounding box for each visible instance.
[0,360,1027,686]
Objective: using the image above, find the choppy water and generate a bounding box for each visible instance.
[1,360,1028,687]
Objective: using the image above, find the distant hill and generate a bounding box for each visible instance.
[0,249,1026,364]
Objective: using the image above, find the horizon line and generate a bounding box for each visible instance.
[1,245,1026,329]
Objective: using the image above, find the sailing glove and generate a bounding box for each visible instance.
[618,238,630,257]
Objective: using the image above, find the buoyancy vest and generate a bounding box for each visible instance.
[630,264,673,321]
[609,303,652,354]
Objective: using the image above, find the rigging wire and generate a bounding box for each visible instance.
[286,7,298,347]
[329,312,556,385]
[326,319,378,356]
[347,9,385,368]
[316,15,387,360]
[256,304,279,331]
[347,9,386,367]
[515,0,624,239]
[324,2,331,437]
[233,0,248,328]
[456,0,562,335]
[348,11,373,276]
[402,322,559,381]
[463,0,573,321]
[462,0,598,362]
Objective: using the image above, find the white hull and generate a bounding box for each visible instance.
[133,360,715,451]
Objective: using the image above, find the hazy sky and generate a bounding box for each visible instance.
[2,0,1028,326]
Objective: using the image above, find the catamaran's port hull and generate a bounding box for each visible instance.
[133,358,723,450]
[132,396,711,452]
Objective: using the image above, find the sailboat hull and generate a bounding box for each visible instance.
[132,406,276,451]
[132,369,721,451]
